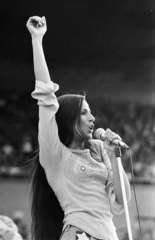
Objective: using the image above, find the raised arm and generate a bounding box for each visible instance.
[26,16,70,170]
[26,16,50,83]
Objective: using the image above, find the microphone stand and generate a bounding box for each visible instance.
[115,146,133,240]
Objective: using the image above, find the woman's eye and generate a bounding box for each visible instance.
[81,111,86,115]
[81,110,91,115]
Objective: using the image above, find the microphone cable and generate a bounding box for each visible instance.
[127,148,144,240]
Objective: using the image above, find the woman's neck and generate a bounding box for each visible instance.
[69,141,85,150]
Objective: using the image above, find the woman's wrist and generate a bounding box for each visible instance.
[32,35,43,45]
[105,148,117,164]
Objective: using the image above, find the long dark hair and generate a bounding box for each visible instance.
[29,93,92,240]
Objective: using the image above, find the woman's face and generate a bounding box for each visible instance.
[74,100,95,141]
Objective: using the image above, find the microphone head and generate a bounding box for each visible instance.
[94,128,105,139]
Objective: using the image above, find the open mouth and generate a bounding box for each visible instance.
[89,125,94,132]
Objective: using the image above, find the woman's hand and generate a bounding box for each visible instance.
[26,16,47,38]
[103,128,122,152]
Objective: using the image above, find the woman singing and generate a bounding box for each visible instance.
[26,16,131,240]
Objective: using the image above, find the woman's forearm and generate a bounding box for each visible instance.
[103,129,131,206]
[27,16,50,84]
[32,36,51,83]
[111,157,131,206]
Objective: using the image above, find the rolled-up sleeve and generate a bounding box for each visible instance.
[31,80,59,106]
[31,80,69,169]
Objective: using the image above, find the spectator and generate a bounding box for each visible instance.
[0,215,23,240]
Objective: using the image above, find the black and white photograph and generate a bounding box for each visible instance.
[0,1,155,240]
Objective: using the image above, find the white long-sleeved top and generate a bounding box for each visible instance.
[32,80,130,240]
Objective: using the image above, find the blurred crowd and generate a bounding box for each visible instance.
[91,96,155,181]
[0,89,155,181]
[0,90,38,176]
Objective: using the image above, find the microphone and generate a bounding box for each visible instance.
[94,128,129,149]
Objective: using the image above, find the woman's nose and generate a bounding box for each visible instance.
[89,113,95,122]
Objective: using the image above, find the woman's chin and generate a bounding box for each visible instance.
[86,133,93,139]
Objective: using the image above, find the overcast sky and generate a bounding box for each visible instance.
[0,0,155,96]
